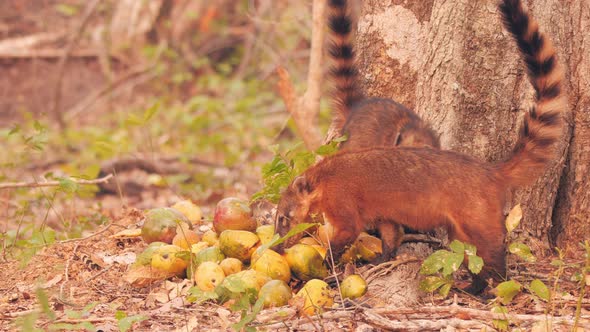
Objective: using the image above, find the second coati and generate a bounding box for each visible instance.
[327,0,440,150]
[327,0,439,255]
[276,0,566,294]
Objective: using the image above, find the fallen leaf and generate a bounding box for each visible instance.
[110,228,142,239]
[505,204,523,233]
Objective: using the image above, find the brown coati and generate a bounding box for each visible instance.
[276,0,566,294]
[327,0,439,150]
[328,0,438,254]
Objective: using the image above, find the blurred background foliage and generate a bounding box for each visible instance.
[0,0,331,258]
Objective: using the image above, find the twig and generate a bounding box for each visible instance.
[51,0,102,129]
[58,222,113,244]
[275,0,326,151]
[58,243,79,306]
[0,174,113,190]
[0,48,121,60]
[361,257,421,284]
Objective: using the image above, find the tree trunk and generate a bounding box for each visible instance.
[355,0,589,255]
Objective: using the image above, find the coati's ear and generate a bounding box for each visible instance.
[292,175,311,195]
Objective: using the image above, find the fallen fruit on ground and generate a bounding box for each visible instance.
[256,224,275,245]
[202,230,219,246]
[251,249,291,282]
[296,279,334,315]
[194,261,225,291]
[172,229,200,249]
[151,245,188,276]
[218,230,260,263]
[355,234,383,262]
[194,246,225,266]
[213,197,256,233]
[190,242,209,255]
[171,200,202,225]
[219,257,243,276]
[340,274,368,299]
[284,244,328,281]
[258,280,293,308]
[141,207,191,244]
[134,241,167,266]
[216,270,271,303]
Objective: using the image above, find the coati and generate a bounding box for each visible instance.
[327,0,439,255]
[275,0,566,294]
[327,0,439,150]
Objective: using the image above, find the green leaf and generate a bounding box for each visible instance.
[36,287,56,321]
[264,222,317,250]
[55,4,79,16]
[529,279,550,301]
[231,297,265,331]
[442,252,464,276]
[420,250,449,275]
[49,322,96,331]
[508,242,536,262]
[438,282,452,298]
[116,313,148,332]
[505,204,522,234]
[143,101,161,122]
[491,305,509,331]
[496,280,522,304]
[464,243,477,256]
[186,287,219,304]
[57,177,79,194]
[449,240,465,254]
[467,255,484,274]
[419,275,453,296]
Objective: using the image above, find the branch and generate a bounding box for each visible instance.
[51,0,102,130]
[275,0,326,151]
[0,174,113,190]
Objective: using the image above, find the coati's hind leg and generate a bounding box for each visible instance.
[373,221,405,263]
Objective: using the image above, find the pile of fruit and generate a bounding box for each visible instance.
[128,197,378,315]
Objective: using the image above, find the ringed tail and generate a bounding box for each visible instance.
[497,0,567,187]
[328,0,363,132]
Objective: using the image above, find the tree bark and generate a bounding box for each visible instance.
[355,0,588,254]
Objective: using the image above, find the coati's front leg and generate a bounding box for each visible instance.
[373,221,405,263]
[323,203,363,258]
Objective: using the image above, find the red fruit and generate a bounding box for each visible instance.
[213,197,256,233]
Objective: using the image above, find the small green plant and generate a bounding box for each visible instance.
[252,136,345,203]
[419,240,484,297]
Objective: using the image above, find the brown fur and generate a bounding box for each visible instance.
[327,0,439,149]
[276,0,566,294]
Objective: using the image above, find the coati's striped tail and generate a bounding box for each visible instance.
[497,0,567,187]
[328,0,363,132]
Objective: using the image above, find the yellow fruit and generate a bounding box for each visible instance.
[299,237,320,246]
[141,208,191,244]
[219,230,260,263]
[340,274,368,300]
[202,230,219,246]
[219,258,243,276]
[171,200,202,225]
[284,244,328,281]
[256,225,276,245]
[134,241,167,266]
[151,245,188,276]
[258,280,292,308]
[296,279,334,315]
[190,242,209,255]
[311,245,328,259]
[355,234,383,262]
[194,262,225,291]
[340,245,360,264]
[213,197,256,233]
[172,229,200,249]
[216,270,271,303]
[317,223,334,247]
[251,249,291,282]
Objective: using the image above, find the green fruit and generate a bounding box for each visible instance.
[134,242,167,266]
[251,249,291,282]
[340,274,368,299]
[216,270,270,304]
[213,197,256,233]
[141,208,191,244]
[258,280,292,308]
[218,230,260,263]
[284,244,328,281]
[194,247,225,266]
[256,225,276,245]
